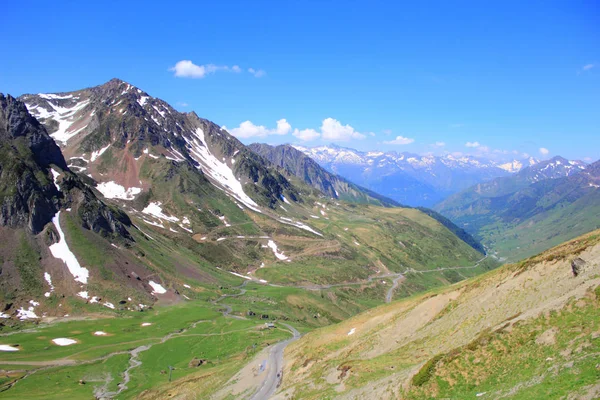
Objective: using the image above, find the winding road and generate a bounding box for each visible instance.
[249,323,300,400]
[385,274,405,303]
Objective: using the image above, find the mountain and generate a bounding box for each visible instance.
[0,79,492,311]
[250,143,485,254]
[498,156,539,173]
[0,93,154,314]
[294,145,546,206]
[435,156,598,261]
[20,78,299,213]
[275,229,600,399]
[248,143,399,206]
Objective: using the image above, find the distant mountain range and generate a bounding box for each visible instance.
[294,144,586,207]
[434,156,599,260]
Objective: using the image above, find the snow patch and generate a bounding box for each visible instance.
[141,322,152,327]
[0,345,20,351]
[267,240,289,261]
[39,93,73,100]
[142,202,180,222]
[52,338,77,346]
[50,169,61,191]
[26,99,90,144]
[185,128,261,213]
[17,307,38,320]
[229,271,252,280]
[148,281,167,294]
[138,96,149,107]
[347,328,356,336]
[90,144,110,162]
[49,211,89,284]
[44,272,54,297]
[96,181,142,200]
[278,219,323,236]
[94,331,108,336]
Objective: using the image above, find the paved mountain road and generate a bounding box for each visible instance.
[250,323,301,400]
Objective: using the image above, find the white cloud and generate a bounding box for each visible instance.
[582,64,595,71]
[275,119,292,135]
[176,102,189,107]
[227,119,290,139]
[321,118,366,141]
[382,129,393,135]
[433,141,446,147]
[293,128,320,141]
[383,135,415,145]
[539,147,550,155]
[478,145,490,153]
[170,60,261,78]
[226,117,371,142]
[170,61,223,78]
[465,141,480,148]
[248,68,266,78]
[228,121,271,138]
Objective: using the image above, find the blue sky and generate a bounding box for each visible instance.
[1,0,598,161]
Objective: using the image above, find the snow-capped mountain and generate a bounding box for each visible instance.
[498,157,539,173]
[293,145,585,207]
[20,79,299,216]
[292,145,513,206]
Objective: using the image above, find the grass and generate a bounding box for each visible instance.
[63,213,112,279]
[14,233,43,296]
[0,299,289,399]
[405,291,600,399]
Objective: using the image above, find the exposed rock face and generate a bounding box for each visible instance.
[0,94,67,170]
[0,93,132,239]
[571,257,587,276]
[0,94,62,233]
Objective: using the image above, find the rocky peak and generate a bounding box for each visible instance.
[0,94,67,170]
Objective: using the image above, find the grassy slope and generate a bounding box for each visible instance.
[255,201,488,285]
[278,230,600,399]
[480,189,600,261]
